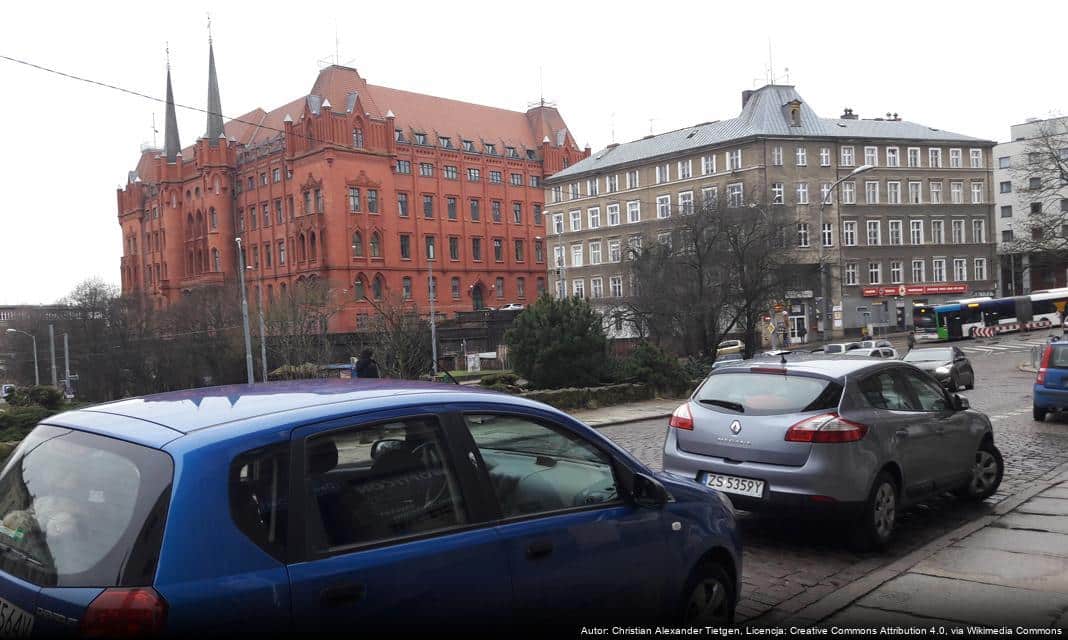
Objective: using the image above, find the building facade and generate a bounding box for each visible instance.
[544,84,997,339]
[994,116,1068,295]
[117,43,587,332]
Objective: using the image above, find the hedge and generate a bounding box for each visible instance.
[0,405,55,445]
[520,383,660,411]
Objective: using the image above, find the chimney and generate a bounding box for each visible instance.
[742,90,755,108]
[840,108,858,120]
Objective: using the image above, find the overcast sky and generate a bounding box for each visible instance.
[1,0,1063,304]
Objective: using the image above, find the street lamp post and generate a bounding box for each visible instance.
[428,255,438,376]
[5,329,38,386]
[818,163,874,335]
[235,237,255,385]
[247,265,268,383]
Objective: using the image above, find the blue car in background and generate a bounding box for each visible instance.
[1034,342,1068,421]
[0,380,740,635]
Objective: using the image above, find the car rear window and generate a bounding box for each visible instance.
[0,425,172,587]
[696,372,843,415]
[1051,345,1068,368]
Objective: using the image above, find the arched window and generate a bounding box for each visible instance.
[298,234,306,261]
[195,249,203,274]
[370,232,381,258]
[309,232,317,261]
[352,128,364,148]
[372,275,384,300]
[354,278,366,300]
[352,232,364,257]
[214,177,221,195]
[187,251,194,273]
[451,277,460,299]
[195,211,204,236]
[186,214,194,239]
[212,248,220,272]
[209,207,217,229]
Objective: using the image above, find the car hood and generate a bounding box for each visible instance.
[908,360,951,371]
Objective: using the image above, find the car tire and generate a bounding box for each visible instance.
[1034,406,1048,422]
[954,440,1004,501]
[950,373,960,392]
[678,561,735,626]
[853,471,898,551]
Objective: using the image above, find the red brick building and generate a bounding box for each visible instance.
[117,42,587,331]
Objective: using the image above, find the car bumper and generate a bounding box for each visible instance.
[1034,385,1068,409]
[661,429,874,516]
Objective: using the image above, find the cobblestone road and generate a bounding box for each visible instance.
[596,343,1068,622]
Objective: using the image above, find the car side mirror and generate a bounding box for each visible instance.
[370,438,406,460]
[631,472,672,509]
[953,394,970,411]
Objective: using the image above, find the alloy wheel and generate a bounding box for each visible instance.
[970,450,999,494]
[873,482,896,539]
[684,577,730,625]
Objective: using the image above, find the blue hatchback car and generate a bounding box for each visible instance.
[0,380,740,635]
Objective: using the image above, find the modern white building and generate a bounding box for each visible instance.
[994,116,1068,295]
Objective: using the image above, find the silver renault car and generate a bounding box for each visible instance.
[662,359,1003,549]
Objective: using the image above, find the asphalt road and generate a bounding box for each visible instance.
[597,342,1068,622]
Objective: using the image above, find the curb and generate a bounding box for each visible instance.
[586,412,673,429]
[777,458,1068,627]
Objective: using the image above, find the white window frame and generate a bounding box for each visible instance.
[971,182,984,204]
[797,223,810,248]
[886,147,900,168]
[951,182,964,204]
[820,182,832,204]
[840,146,855,167]
[949,148,962,168]
[626,200,641,223]
[678,191,694,215]
[843,220,857,246]
[656,195,671,219]
[727,183,744,207]
[868,262,882,285]
[890,261,903,284]
[589,241,602,265]
[932,220,945,244]
[677,159,692,180]
[626,170,639,189]
[569,210,582,232]
[553,245,566,268]
[796,182,809,205]
[819,147,831,167]
[910,220,924,245]
[609,240,622,263]
[864,146,878,167]
[605,174,619,193]
[952,219,965,244]
[771,146,783,166]
[929,148,943,168]
[867,220,881,245]
[795,146,807,166]
[933,258,947,282]
[587,207,601,229]
[845,262,858,286]
[702,186,718,209]
[587,178,600,196]
[908,181,922,204]
[930,181,943,204]
[701,155,716,175]
[887,181,901,204]
[609,275,623,298]
[607,203,620,226]
[953,258,967,282]
[771,183,784,205]
[822,223,833,247]
[970,148,983,169]
[570,244,584,268]
[552,213,564,234]
[907,147,921,168]
[842,181,856,204]
[656,164,670,184]
[590,277,604,299]
[888,219,903,245]
[572,278,585,298]
[727,149,742,171]
[912,259,925,283]
[865,181,880,204]
[974,258,987,281]
[972,219,985,244]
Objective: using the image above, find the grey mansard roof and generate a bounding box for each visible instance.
[549,84,994,181]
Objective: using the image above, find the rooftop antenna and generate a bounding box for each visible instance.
[648,118,655,135]
[767,38,776,84]
[539,65,546,107]
[611,112,616,143]
[784,66,791,83]
[334,23,340,65]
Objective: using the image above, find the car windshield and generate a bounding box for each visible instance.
[825,345,844,353]
[696,372,843,416]
[0,425,173,587]
[904,348,952,362]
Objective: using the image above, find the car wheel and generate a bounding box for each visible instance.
[953,440,1003,501]
[950,373,960,392]
[853,471,898,551]
[679,562,734,626]
[1034,406,1048,422]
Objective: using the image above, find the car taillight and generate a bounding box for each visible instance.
[1037,345,1053,384]
[81,587,167,638]
[785,413,867,443]
[669,402,694,430]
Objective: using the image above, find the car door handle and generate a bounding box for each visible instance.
[320,583,366,608]
[526,540,554,560]
[895,429,909,438]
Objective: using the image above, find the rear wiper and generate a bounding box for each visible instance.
[0,542,44,567]
[698,399,745,413]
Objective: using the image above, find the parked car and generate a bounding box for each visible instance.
[822,342,861,354]
[0,384,13,401]
[663,358,1002,549]
[859,340,893,350]
[0,380,741,635]
[902,346,974,391]
[711,353,745,370]
[842,347,899,359]
[716,340,744,357]
[499,303,525,311]
[1033,342,1068,421]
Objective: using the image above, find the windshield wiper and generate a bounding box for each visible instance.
[0,542,44,567]
[698,399,745,413]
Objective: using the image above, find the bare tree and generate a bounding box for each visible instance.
[266,279,343,367]
[359,294,433,379]
[622,194,797,358]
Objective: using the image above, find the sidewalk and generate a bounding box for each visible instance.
[569,398,682,428]
[782,463,1068,629]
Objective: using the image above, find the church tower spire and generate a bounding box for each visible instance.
[163,48,181,163]
[205,22,224,144]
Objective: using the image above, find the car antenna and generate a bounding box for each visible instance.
[780,352,788,366]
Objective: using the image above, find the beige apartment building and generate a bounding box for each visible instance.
[543,84,996,339]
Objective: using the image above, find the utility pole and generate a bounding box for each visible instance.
[253,268,268,382]
[428,253,438,375]
[48,324,57,387]
[235,238,255,384]
[63,333,70,394]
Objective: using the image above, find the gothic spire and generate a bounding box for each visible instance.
[205,39,224,144]
[163,52,181,163]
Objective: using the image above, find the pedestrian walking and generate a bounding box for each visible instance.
[354,348,381,379]
[906,331,916,351]
[798,324,807,345]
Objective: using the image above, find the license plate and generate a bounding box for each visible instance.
[702,473,765,498]
[0,597,33,639]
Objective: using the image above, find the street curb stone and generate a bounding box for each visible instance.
[778,459,1068,627]
[589,413,672,429]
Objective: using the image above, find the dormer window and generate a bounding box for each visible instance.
[484,143,497,155]
[526,149,537,160]
[395,129,406,143]
[353,128,364,148]
[785,100,802,127]
[506,146,519,158]
[414,132,427,145]
[462,140,474,152]
[439,136,452,149]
